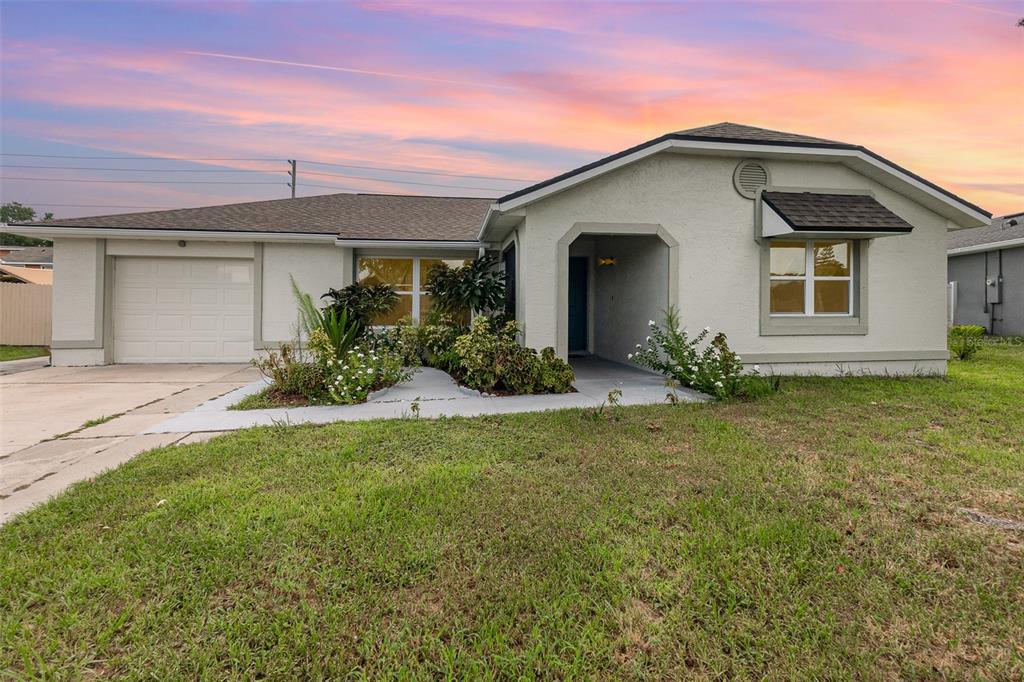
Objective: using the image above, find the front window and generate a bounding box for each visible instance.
[769,240,853,316]
[357,256,471,324]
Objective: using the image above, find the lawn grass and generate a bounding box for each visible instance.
[2,346,1022,678]
[0,345,48,362]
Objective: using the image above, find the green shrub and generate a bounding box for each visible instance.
[451,318,575,395]
[496,342,542,395]
[371,317,421,366]
[423,256,505,318]
[324,346,412,405]
[631,306,771,399]
[537,347,575,393]
[949,324,985,338]
[452,317,502,392]
[321,282,399,329]
[252,343,329,403]
[949,333,981,361]
[737,374,782,399]
[419,313,467,372]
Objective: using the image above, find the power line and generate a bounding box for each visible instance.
[1,176,283,185]
[0,202,179,209]
[0,153,278,161]
[1,164,282,173]
[0,152,536,183]
[297,158,533,183]
[300,168,508,192]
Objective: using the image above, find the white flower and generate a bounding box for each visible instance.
[736,355,741,361]
[703,326,711,333]
[753,365,760,372]
[627,353,634,360]
[649,320,656,326]
[646,336,651,343]
[715,381,723,387]
[635,343,642,349]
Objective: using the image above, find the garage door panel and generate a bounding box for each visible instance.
[114,257,254,363]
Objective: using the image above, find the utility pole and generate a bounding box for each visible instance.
[287,159,297,198]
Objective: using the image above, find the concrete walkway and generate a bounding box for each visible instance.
[147,357,707,433]
[0,355,50,376]
[0,363,259,523]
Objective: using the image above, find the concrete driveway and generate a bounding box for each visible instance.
[0,363,260,523]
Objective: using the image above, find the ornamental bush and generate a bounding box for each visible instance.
[630,306,765,400]
[251,342,330,403]
[323,346,412,405]
[451,317,575,395]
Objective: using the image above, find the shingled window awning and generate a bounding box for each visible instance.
[760,191,913,239]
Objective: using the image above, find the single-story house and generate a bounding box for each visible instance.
[948,211,1023,335]
[11,122,990,374]
[0,246,53,269]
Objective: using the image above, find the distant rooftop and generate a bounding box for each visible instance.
[949,213,1024,251]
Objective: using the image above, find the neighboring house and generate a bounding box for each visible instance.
[0,246,54,269]
[948,211,1024,336]
[11,122,989,374]
[0,264,53,285]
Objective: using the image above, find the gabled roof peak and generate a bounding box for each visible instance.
[674,122,846,146]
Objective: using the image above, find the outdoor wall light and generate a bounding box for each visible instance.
[598,257,616,266]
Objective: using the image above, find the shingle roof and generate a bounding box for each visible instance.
[761,191,914,232]
[0,246,52,264]
[20,193,494,242]
[674,122,845,146]
[949,214,1024,251]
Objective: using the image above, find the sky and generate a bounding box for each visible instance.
[1,0,1022,218]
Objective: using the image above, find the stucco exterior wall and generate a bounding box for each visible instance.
[49,237,351,365]
[52,238,102,344]
[949,246,1024,336]
[260,243,352,345]
[516,151,951,374]
[588,235,668,364]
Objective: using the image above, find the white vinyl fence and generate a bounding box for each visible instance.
[0,283,52,346]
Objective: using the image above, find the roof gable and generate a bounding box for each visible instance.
[490,122,990,231]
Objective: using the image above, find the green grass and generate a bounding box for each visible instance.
[0,345,48,362]
[2,347,1023,679]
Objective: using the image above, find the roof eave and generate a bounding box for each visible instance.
[488,136,990,229]
[948,236,1024,256]
[6,224,339,243]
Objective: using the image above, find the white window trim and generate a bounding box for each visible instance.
[769,240,854,317]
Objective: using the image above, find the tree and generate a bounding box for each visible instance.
[1,202,53,246]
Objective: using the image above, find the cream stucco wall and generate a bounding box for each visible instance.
[259,243,352,345]
[48,237,351,365]
[516,152,951,375]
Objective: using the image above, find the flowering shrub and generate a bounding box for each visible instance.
[324,347,412,405]
[629,307,768,399]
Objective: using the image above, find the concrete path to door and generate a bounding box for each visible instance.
[0,363,260,523]
[148,357,708,433]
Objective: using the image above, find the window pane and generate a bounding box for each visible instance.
[358,258,413,292]
[770,241,806,276]
[420,259,471,288]
[814,280,850,314]
[770,280,805,313]
[814,241,851,276]
[371,294,412,325]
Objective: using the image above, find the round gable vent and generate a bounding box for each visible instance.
[733,160,769,200]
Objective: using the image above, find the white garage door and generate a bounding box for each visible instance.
[113,257,254,363]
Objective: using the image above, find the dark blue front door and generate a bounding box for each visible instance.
[568,257,588,353]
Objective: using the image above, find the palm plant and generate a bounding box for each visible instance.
[290,276,360,357]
